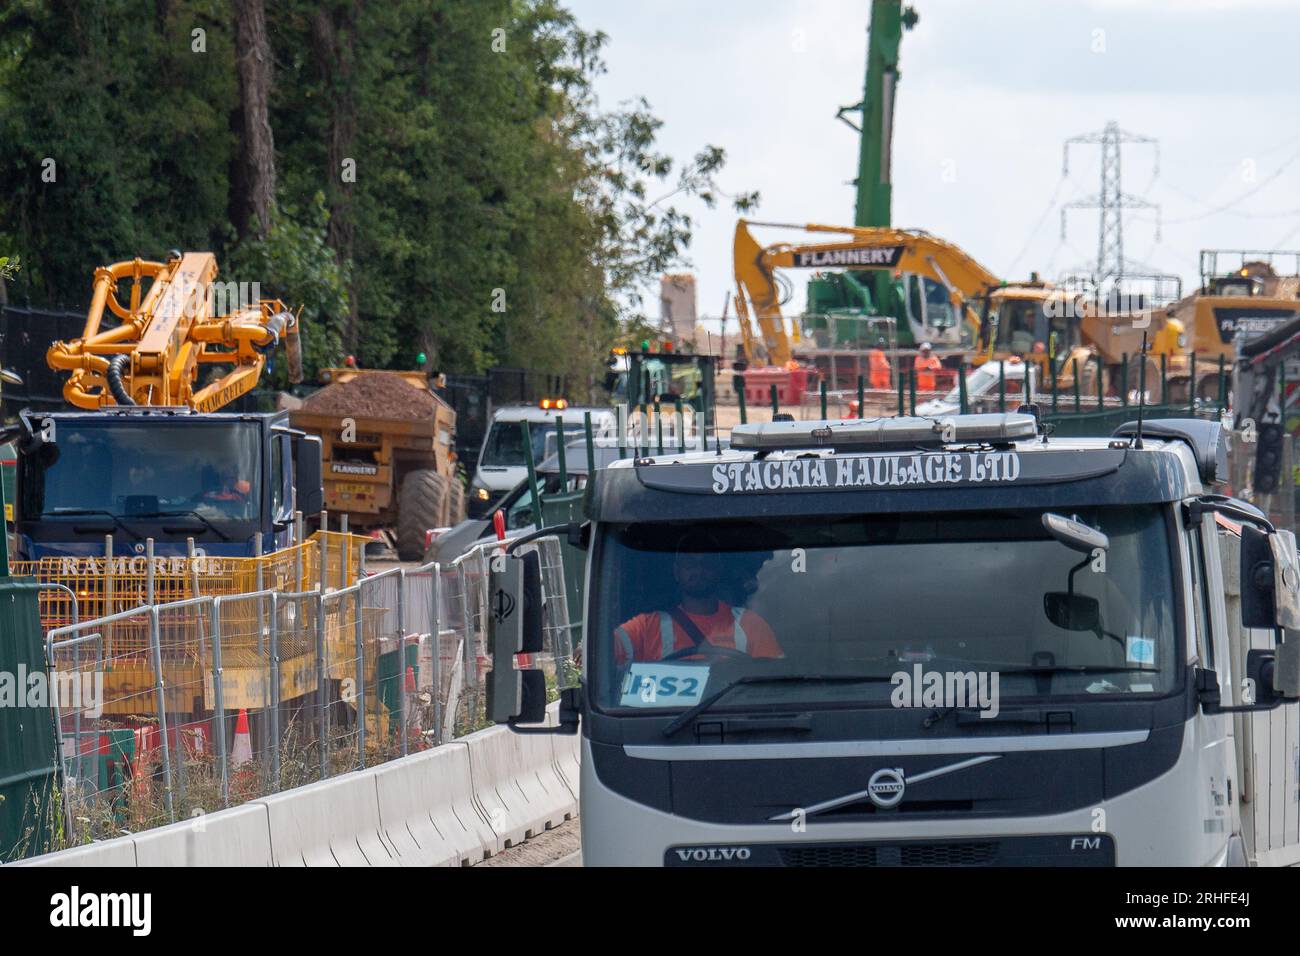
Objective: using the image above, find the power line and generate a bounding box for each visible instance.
[1003,173,1068,276]
[1135,141,1300,225]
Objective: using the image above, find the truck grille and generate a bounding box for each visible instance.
[780,840,998,867]
[665,834,1114,867]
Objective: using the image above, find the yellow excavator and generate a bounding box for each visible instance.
[733,219,992,363]
[733,219,1185,394]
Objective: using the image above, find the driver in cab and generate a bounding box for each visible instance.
[613,533,782,664]
[198,464,252,514]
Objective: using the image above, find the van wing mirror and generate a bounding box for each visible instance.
[486,550,548,726]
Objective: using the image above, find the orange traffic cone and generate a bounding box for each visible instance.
[404,666,417,693]
[231,709,252,767]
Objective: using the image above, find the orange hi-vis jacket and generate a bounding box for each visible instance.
[613,602,782,664]
[913,353,942,391]
[868,349,891,390]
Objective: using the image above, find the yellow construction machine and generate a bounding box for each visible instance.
[733,219,1186,398]
[46,251,302,410]
[10,251,322,563]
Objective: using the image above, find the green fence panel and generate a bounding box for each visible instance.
[1043,403,1215,438]
[0,578,59,862]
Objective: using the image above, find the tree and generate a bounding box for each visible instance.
[0,0,757,398]
[231,0,277,240]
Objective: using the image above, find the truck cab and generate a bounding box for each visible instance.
[490,413,1300,866]
[11,406,323,559]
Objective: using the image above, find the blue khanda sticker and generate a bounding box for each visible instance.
[1126,635,1155,667]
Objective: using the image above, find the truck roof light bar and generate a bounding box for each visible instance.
[729,413,1039,452]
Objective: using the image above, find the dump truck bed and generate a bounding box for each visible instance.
[289,372,461,534]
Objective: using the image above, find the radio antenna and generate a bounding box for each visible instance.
[707,331,722,455]
[1133,330,1148,450]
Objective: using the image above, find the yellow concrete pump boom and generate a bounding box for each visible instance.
[47,251,303,411]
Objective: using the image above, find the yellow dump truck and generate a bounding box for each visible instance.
[290,369,465,559]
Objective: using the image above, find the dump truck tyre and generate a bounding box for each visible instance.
[449,476,466,524]
[397,469,447,561]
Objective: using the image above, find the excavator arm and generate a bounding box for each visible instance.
[47,252,303,410]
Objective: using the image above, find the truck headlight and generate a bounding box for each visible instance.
[474,486,490,501]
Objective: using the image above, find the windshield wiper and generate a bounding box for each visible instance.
[47,508,143,542]
[662,674,895,738]
[995,664,1159,676]
[133,510,232,541]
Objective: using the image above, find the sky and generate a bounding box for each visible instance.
[564,0,1300,331]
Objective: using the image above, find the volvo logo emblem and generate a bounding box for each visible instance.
[867,768,906,808]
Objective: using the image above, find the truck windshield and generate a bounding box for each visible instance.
[592,505,1177,715]
[480,420,586,468]
[28,421,262,525]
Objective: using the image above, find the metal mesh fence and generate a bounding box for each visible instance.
[13,531,368,631]
[33,530,575,849]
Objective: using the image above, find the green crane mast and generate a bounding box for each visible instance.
[806,1,918,345]
[845,0,918,228]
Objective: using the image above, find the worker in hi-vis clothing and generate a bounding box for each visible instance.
[613,535,782,664]
[913,341,942,392]
[868,337,891,390]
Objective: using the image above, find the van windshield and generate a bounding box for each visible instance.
[480,421,586,468]
[941,365,1000,404]
[591,505,1177,715]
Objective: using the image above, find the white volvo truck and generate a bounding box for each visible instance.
[488,413,1300,866]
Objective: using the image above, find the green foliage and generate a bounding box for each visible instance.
[0,0,235,306]
[0,0,755,396]
[224,195,349,383]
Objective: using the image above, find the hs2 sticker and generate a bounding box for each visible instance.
[620,663,710,707]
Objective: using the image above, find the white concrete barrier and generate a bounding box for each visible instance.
[372,742,495,867]
[465,725,575,851]
[255,771,395,867]
[13,836,137,867]
[10,722,578,867]
[131,803,273,867]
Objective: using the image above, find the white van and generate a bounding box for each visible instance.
[916,360,1038,417]
[468,403,615,516]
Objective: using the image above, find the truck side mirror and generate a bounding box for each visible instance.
[1269,529,1300,629]
[1044,591,1100,632]
[1271,636,1300,699]
[293,434,325,516]
[1241,523,1289,628]
[486,550,547,725]
[1248,639,1300,705]
[1238,526,1300,706]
